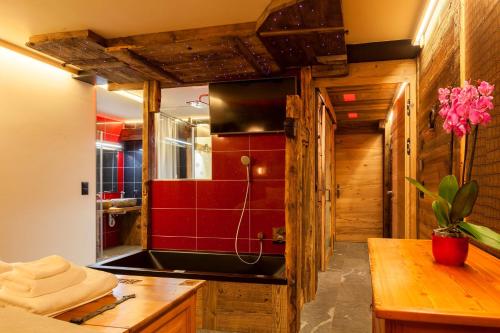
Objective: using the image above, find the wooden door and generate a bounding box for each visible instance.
[335,133,383,241]
[317,103,335,270]
[323,112,335,258]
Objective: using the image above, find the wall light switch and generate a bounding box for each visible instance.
[81,182,89,195]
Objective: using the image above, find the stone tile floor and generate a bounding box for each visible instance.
[300,242,372,333]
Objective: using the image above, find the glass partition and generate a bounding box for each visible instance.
[156,113,211,179]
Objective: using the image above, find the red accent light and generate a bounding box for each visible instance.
[343,93,356,102]
[348,112,359,119]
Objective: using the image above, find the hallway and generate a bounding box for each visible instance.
[300,242,372,333]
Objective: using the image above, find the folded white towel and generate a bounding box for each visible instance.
[1,264,86,298]
[0,267,118,316]
[0,261,11,274]
[13,255,70,280]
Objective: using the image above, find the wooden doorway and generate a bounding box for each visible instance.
[335,132,383,241]
[317,96,336,270]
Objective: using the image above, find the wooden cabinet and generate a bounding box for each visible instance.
[57,275,204,333]
[369,239,500,333]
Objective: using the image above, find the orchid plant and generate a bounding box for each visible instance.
[407,80,500,250]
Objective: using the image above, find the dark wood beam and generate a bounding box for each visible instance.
[230,37,271,75]
[312,64,348,78]
[259,26,345,38]
[106,48,183,84]
[106,22,257,48]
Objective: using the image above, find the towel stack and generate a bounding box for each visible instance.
[0,255,117,316]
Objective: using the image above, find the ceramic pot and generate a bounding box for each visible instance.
[432,229,469,266]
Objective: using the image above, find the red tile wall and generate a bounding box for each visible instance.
[97,114,125,200]
[151,133,286,254]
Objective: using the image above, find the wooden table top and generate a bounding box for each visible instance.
[56,275,205,333]
[368,238,500,327]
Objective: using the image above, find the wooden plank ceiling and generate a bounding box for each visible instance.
[26,0,347,88]
[328,83,398,131]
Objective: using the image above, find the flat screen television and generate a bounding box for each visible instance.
[209,77,297,135]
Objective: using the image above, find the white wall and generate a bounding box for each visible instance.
[0,46,96,265]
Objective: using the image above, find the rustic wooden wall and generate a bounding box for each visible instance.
[196,281,287,332]
[417,0,461,239]
[417,0,500,238]
[463,0,500,234]
[391,95,406,238]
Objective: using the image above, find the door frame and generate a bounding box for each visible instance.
[314,60,418,239]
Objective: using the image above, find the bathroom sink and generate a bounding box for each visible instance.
[111,198,138,208]
[97,200,113,210]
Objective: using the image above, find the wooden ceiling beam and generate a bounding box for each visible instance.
[259,26,345,38]
[230,37,271,75]
[106,22,257,48]
[312,64,349,78]
[314,60,417,88]
[106,48,183,84]
[334,103,390,113]
[107,82,144,91]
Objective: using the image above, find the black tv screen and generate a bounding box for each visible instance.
[209,77,296,134]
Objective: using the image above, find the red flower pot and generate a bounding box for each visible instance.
[432,230,469,266]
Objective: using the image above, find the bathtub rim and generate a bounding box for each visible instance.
[90,249,287,285]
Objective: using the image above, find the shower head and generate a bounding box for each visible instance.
[241,155,251,166]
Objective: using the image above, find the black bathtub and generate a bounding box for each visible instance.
[89,250,287,285]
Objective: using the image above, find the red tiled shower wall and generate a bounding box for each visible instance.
[97,114,125,199]
[151,133,286,255]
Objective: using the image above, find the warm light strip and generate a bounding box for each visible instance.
[97,84,143,103]
[96,141,123,150]
[412,0,438,46]
[0,38,80,75]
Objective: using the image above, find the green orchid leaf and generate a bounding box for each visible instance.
[432,200,450,228]
[438,175,459,204]
[450,181,479,223]
[459,221,500,250]
[406,177,439,200]
[406,177,450,213]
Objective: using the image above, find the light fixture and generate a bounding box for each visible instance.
[96,141,123,151]
[343,93,356,102]
[347,112,359,119]
[412,0,438,46]
[97,84,143,103]
[186,93,209,108]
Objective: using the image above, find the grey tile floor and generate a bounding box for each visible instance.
[300,242,372,333]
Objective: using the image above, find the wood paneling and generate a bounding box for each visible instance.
[417,0,462,239]
[463,0,500,236]
[369,239,500,331]
[196,281,287,333]
[335,133,383,241]
[327,83,397,126]
[391,95,406,238]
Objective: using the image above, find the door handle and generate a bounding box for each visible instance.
[336,184,340,198]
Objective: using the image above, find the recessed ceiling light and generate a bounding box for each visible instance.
[343,94,356,102]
